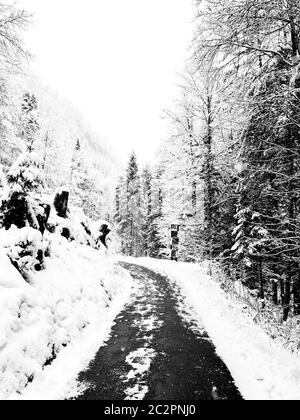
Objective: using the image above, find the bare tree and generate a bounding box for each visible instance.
[193,0,300,79]
[0,2,31,70]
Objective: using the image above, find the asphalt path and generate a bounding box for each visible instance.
[74,262,242,401]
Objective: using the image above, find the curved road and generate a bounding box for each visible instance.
[74,262,242,401]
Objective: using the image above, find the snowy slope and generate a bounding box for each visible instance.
[0,236,132,400]
[123,257,300,401]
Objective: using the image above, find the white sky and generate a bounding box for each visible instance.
[17,0,194,165]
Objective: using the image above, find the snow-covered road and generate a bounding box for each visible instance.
[72,262,242,401]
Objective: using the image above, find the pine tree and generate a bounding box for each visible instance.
[228,46,300,318]
[140,167,162,257]
[21,92,39,153]
[141,167,152,256]
[115,180,121,222]
[190,0,300,320]
[0,78,20,168]
[147,168,164,258]
[0,152,45,230]
[114,175,128,253]
[126,153,143,256]
[116,153,144,257]
[41,130,59,188]
[69,139,96,217]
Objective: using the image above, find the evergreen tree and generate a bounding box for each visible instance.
[21,92,39,152]
[230,48,300,317]
[0,78,20,168]
[0,151,45,230]
[115,153,144,257]
[189,0,300,320]
[140,167,162,257]
[146,167,163,258]
[69,139,97,217]
[125,152,143,257]
[114,175,128,253]
[6,152,44,195]
[141,167,152,256]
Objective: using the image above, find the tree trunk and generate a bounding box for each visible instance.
[192,180,197,211]
[280,278,285,306]
[258,257,264,299]
[288,7,300,57]
[283,267,292,321]
[293,270,300,315]
[204,94,214,262]
[158,187,163,216]
[42,131,49,171]
[188,115,197,214]
[272,280,278,305]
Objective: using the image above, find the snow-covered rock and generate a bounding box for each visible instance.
[0,226,43,277]
[0,249,25,288]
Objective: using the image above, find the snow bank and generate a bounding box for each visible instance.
[0,248,25,288]
[0,235,132,400]
[0,226,43,276]
[124,257,300,401]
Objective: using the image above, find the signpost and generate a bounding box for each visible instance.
[170,224,180,261]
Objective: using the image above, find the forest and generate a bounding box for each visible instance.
[116,0,300,328]
[1,0,300,401]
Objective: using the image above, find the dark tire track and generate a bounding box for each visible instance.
[72,262,242,401]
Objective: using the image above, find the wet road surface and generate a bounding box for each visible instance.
[73,262,242,401]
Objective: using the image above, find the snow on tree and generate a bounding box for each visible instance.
[20,92,39,152]
[228,48,300,317]
[0,3,31,71]
[0,72,118,220]
[124,152,143,257]
[193,0,300,81]
[0,77,21,168]
[69,138,101,219]
[6,152,44,195]
[115,153,144,257]
[115,160,162,258]
[0,150,47,231]
[140,167,162,258]
[188,0,300,320]
[154,63,238,263]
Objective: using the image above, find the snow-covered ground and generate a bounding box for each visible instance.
[2,241,300,400]
[122,257,300,401]
[0,234,133,400]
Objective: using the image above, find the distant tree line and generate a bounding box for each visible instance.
[114,153,162,258]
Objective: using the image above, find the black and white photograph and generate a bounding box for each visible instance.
[0,0,300,405]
